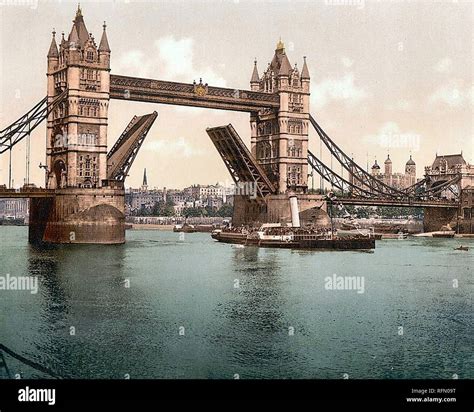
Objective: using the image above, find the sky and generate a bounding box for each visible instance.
[0,0,472,189]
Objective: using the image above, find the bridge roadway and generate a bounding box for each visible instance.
[0,188,54,198]
[109,74,280,112]
[337,197,459,209]
[0,188,459,209]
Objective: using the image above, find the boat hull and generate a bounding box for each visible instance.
[211,232,375,250]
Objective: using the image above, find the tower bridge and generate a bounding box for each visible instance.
[0,5,471,243]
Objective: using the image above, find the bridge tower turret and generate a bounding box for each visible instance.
[250,40,310,194]
[405,155,416,186]
[46,5,110,190]
[384,154,392,186]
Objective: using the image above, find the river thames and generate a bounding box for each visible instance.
[0,227,472,379]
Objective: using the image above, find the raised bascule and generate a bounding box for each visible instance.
[0,6,472,243]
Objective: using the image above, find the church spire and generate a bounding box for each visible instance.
[99,21,111,52]
[142,168,148,189]
[48,29,59,58]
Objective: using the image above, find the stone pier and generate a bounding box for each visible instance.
[422,206,458,232]
[233,194,329,227]
[29,188,125,244]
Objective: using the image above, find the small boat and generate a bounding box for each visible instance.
[336,228,382,240]
[414,231,455,238]
[397,231,408,240]
[454,246,469,251]
[432,231,455,238]
[173,223,197,233]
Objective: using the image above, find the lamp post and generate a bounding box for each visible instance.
[307,170,314,193]
[39,163,49,188]
[325,191,336,239]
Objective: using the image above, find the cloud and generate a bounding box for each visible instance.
[144,137,207,158]
[429,81,472,107]
[311,73,368,109]
[434,57,453,73]
[115,35,226,87]
[341,57,354,68]
[155,37,194,78]
[364,122,421,152]
[388,99,413,111]
[115,50,151,78]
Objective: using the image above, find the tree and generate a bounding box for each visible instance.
[149,200,175,217]
[182,207,202,217]
[217,204,233,217]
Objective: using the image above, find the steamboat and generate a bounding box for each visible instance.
[212,194,376,250]
[211,223,376,250]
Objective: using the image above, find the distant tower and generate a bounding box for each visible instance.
[46,5,111,189]
[405,155,416,185]
[141,168,148,191]
[371,159,380,176]
[384,154,392,176]
[384,154,392,186]
[249,40,310,193]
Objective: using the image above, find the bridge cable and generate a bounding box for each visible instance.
[309,114,410,198]
[308,150,375,198]
[0,90,67,154]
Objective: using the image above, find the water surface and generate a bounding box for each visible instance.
[0,226,472,379]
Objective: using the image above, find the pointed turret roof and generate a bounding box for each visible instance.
[68,4,90,48]
[48,30,59,58]
[269,39,293,76]
[250,60,259,83]
[279,54,292,76]
[385,154,392,164]
[69,23,80,46]
[99,21,111,52]
[372,159,380,169]
[301,56,310,79]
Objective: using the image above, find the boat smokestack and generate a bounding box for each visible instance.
[289,195,300,228]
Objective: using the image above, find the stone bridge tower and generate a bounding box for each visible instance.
[232,40,325,226]
[250,40,310,194]
[46,5,111,189]
[29,6,124,245]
